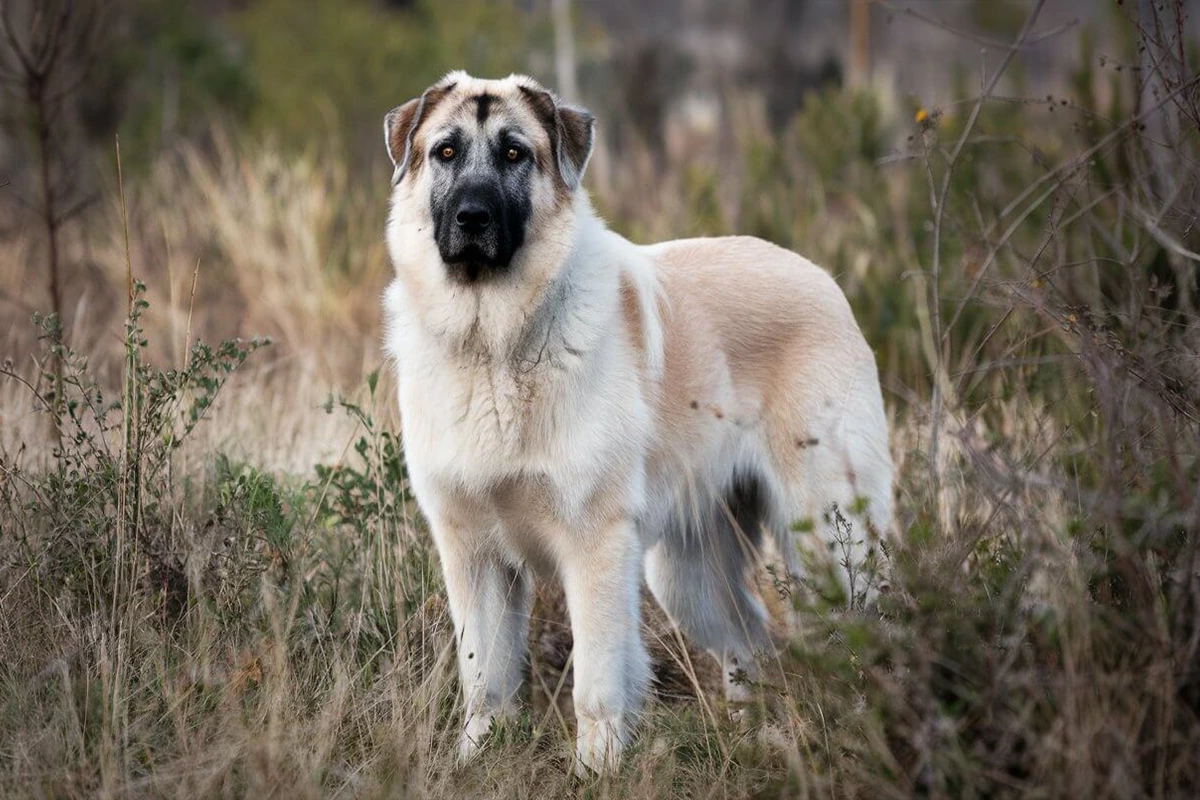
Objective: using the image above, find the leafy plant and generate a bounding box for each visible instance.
[0,285,268,621]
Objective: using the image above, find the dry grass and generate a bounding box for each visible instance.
[3,7,1200,797]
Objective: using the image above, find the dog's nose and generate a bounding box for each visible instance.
[455,204,491,233]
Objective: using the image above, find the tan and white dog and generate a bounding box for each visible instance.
[382,71,892,772]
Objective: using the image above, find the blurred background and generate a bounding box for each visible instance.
[2,0,1194,469]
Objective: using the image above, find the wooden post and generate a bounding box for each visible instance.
[849,0,870,89]
[552,0,579,101]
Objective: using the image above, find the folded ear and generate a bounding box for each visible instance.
[384,81,456,183]
[384,98,421,174]
[518,85,595,192]
[554,104,595,191]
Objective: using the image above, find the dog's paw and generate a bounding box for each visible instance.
[574,713,626,776]
[457,713,495,763]
[722,653,756,704]
[724,673,753,704]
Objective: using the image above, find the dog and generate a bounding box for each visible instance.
[381,71,893,773]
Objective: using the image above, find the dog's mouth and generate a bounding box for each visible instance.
[442,244,512,283]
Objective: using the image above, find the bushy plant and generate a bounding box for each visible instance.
[1,287,268,622]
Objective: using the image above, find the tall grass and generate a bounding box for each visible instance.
[2,5,1200,797]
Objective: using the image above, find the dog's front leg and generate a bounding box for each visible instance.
[432,524,531,762]
[561,517,651,774]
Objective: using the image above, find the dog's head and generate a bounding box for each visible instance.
[384,72,594,284]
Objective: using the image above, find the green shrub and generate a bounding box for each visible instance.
[1,287,268,623]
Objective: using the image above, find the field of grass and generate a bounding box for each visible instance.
[3,7,1200,798]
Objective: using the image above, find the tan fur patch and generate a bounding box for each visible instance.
[619,274,646,365]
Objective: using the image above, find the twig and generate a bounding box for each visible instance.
[997,74,1200,224]
[872,0,1074,52]
[945,73,1200,340]
[923,0,1047,530]
[183,258,200,370]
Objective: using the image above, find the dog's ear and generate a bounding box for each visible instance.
[555,104,596,191]
[384,82,456,184]
[519,85,595,192]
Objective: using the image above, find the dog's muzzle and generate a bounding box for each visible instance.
[436,180,521,282]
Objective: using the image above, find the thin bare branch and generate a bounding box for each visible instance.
[873,0,1075,52]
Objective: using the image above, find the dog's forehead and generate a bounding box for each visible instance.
[422,74,548,142]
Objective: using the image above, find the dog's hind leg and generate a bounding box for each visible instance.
[764,356,894,609]
[645,477,772,703]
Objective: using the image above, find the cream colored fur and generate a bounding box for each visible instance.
[383,73,892,773]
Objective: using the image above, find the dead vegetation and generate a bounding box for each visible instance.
[2,2,1200,797]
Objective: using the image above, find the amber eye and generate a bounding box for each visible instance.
[506,147,521,162]
[440,145,455,160]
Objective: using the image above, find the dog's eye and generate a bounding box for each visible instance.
[506,147,521,162]
[439,145,456,161]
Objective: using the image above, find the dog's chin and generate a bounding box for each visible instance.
[440,246,513,284]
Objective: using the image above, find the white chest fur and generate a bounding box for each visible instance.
[384,265,654,536]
